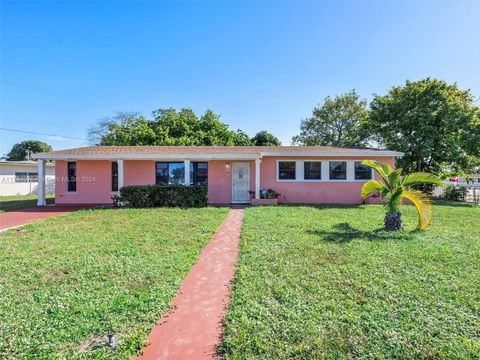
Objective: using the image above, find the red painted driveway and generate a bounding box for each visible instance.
[137,208,244,360]
[0,205,99,231]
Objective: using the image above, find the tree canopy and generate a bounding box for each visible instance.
[6,140,52,161]
[292,90,369,147]
[89,108,264,146]
[251,131,282,146]
[368,78,480,176]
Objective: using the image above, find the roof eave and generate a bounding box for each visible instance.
[260,151,404,157]
[34,151,404,160]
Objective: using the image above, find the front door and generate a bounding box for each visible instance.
[232,163,250,203]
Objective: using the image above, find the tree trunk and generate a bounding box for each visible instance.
[384,211,402,231]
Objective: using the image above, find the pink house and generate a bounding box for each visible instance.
[35,146,403,206]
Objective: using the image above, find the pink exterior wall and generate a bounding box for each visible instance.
[259,156,394,204]
[207,160,256,204]
[55,156,396,205]
[55,160,157,204]
[125,160,155,185]
[55,160,113,204]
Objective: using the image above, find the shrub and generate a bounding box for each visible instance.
[442,185,467,201]
[249,188,280,199]
[119,185,208,208]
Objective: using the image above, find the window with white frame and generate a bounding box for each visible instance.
[278,161,296,180]
[15,172,28,183]
[304,161,321,180]
[276,160,377,182]
[28,172,38,182]
[14,172,38,182]
[354,161,372,180]
[329,161,347,180]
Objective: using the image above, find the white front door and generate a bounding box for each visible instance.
[232,163,250,203]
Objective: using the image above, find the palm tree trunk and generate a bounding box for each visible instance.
[384,211,402,231]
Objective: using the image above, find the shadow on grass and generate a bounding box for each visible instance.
[307,223,417,243]
[0,197,55,212]
[274,203,370,211]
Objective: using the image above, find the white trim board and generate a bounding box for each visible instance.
[35,151,403,161]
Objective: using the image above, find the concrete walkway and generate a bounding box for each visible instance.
[137,208,245,360]
[0,205,96,231]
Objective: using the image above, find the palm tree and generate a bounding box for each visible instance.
[361,160,443,231]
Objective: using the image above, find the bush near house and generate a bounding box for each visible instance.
[442,185,467,201]
[119,185,208,208]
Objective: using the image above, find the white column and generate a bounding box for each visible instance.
[37,159,46,206]
[118,159,125,190]
[255,158,261,199]
[184,160,191,185]
[321,161,330,181]
[297,161,305,181]
[347,161,355,181]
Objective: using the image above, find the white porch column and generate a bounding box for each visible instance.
[118,159,125,190]
[255,158,261,199]
[37,159,46,206]
[184,159,191,185]
[347,161,355,181]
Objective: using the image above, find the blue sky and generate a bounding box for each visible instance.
[1,0,479,155]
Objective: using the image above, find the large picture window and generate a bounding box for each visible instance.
[190,162,208,185]
[156,162,185,185]
[329,161,347,180]
[304,161,321,180]
[67,162,77,192]
[156,162,208,185]
[278,161,296,180]
[112,162,118,191]
[354,161,372,180]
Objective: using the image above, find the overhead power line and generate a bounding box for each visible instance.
[0,127,86,141]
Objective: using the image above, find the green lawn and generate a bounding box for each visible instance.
[0,194,55,212]
[220,203,480,359]
[0,207,228,359]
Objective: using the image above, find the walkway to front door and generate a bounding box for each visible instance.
[136,208,244,360]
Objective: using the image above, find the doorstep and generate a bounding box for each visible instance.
[251,198,278,206]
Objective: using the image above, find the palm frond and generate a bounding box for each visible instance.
[378,162,394,176]
[387,169,403,191]
[402,172,444,188]
[361,160,389,183]
[387,186,403,214]
[361,180,384,199]
[402,189,433,230]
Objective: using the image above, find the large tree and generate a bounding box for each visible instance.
[368,78,480,176]
[6,140,52,161]
[251,130,282,146]
[89,108,254,146]
[292,90,370,147]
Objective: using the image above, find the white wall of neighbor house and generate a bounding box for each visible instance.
[0,163,55,196]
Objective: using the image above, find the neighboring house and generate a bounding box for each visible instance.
[34,146,403,206]
[0,160,55,196]
[458,174,480,184]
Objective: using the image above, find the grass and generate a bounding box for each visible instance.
[0,207,228,359]
[220,204,480,359]
[0,194,55,212]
